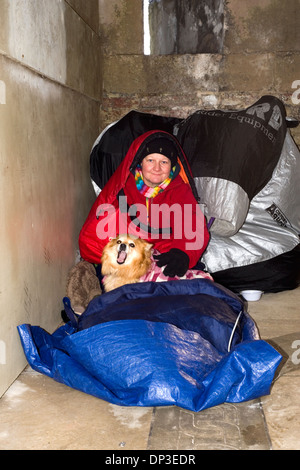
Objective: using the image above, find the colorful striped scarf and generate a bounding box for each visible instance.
[134,164,175,199]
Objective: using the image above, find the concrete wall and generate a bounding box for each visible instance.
[0,0,101,397]
[100,0,300,146]
[149,0,225,54]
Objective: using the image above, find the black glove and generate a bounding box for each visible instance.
[154,248,189,277]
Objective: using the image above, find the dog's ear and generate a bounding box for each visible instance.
[138,239,153,252]
[145,242,153,251]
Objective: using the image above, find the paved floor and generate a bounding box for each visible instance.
[0,286,299,451]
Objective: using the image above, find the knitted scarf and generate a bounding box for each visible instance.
[134,164,175,199]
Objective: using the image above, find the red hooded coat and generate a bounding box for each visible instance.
[79,130,209,268]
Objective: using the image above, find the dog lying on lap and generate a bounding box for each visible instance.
[66,234,213,315]
[101,234,213,293]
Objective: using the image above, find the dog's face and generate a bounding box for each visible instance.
[101,235,152,275]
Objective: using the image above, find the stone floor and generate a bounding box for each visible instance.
[0,286,299,451]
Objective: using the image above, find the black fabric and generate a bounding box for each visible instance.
[90,111,182,190]
[175,95,287,200]
[90,97,287,203]
[212,245,300,293]
[154,248,190,277]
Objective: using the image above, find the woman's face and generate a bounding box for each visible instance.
[141,153,171,188]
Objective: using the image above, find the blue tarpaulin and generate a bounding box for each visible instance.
[18,279,282,412]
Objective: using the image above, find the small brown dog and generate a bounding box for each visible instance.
[101,235,153,292]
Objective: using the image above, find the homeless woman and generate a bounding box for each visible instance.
[79,130,210,277]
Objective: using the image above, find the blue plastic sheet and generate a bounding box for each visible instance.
[18,279,282,412]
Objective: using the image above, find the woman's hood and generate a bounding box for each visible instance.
[129,130,199,201]
[99,130,199,205]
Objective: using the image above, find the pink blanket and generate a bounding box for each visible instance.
[140,250,213,283]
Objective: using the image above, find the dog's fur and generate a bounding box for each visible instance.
[66,260,102,313]
[101,235,153,292]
